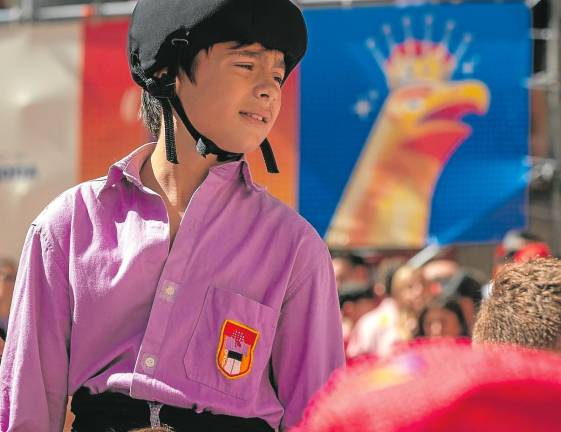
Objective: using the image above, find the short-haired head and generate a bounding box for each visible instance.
[473,258,561,351]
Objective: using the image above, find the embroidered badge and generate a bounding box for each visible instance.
[216,319,259,379]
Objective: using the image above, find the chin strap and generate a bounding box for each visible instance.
[132,61,279,173]
[259,139,279,173]
[161,98,179,164]
[167,93,243,163]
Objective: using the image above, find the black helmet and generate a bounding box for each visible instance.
[128,0,308,173]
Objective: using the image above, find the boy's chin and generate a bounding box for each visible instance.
[220,140,264,155]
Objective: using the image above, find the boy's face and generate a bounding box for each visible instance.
[178,42,285,154]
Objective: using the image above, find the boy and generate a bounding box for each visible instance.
[0,1,345,430]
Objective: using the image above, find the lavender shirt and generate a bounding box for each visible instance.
[0,144,344,431]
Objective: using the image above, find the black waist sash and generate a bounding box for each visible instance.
[71,387,274,432]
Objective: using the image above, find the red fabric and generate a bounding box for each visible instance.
[494,242,551,263]
[292,339,561,432]
[513,242,551,262]
[81,19,147,182]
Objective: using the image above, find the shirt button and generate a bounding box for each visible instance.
[144,356,156,368]
[165,285,176,297]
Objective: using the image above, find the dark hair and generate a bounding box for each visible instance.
[456,273,482,305]
[518,230,544,242]
[473,258,561,350]
[338,285,374,308]
[330,252,366,268]
[442,271,483,306]
[417,296,469,338]
[140,48,204,138]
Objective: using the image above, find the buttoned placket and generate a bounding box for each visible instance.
[130,173,217,403]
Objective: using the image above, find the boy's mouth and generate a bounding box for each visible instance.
[240,111,268,124]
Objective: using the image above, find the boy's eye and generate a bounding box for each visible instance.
[273,76,284,85]
[236,64,254,70]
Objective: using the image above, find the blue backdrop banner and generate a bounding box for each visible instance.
[299,1,530,248]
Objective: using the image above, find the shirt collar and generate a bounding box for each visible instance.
[96,143,155,198]
[96,143,263,199]
[208,158,264,193]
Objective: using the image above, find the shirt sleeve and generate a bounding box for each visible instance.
[0,224,71,432]
[271,241,345,429]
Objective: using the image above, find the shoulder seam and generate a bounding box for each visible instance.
[30,223,70,284]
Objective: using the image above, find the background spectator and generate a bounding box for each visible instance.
[421,259,459,297]
[332,253,370,290]
[422,259,482,334]
[473,258,561,351]
[417,296,469,339]
[493,230,552,275]
[452,272,483,334]
[346,264,433,359]
[333,253,378,344]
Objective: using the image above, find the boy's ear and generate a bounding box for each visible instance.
[175,70,187,90]
[154,68,168,79]
[153,67,183,94]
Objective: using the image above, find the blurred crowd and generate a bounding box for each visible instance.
[334,229,553,362]
[296,245,561,431]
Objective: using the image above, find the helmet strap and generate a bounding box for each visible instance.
[132,60,279,172]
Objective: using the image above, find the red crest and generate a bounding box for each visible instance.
[216,320,260,379]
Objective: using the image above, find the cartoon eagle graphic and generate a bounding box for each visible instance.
[326,34,490,248]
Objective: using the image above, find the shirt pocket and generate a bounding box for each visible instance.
[184,285,278,400]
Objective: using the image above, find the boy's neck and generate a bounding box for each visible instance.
[141,127,222,211]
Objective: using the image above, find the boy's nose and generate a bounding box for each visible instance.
[254,78,280,101]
